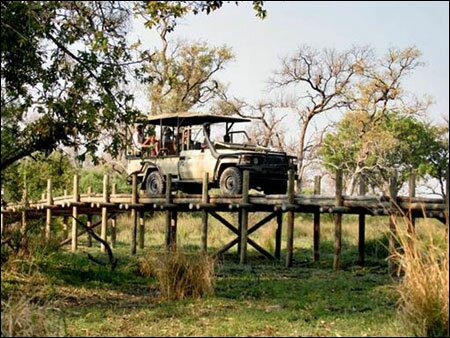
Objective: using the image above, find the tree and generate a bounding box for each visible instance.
[146,19,234,115]
[1,1,266,171]
[270,45,371,184]
[320,111,449,196]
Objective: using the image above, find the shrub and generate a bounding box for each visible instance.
[394,220,448,337]
[139,250,216,300]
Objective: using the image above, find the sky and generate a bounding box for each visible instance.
[132,1,449,134]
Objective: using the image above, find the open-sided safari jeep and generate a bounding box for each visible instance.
[126,112,297,195]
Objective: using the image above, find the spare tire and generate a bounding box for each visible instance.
[219,167,242,195]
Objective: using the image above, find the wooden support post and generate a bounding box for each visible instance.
[165,174,173,249]
[111,184,117,248]
[333,169,343,271]
[313,175,321,262]
[101,174,109,252]
[131,173,138,254]
[21,185,28,236]
[240,170,250,265]
[45,178,53,242]
[446,168,449,233]
[275,212,282,259]
[201,172,209,254]
[62,216,69,241]
[72,174,79,252]
[138,212,145,250]
[408,170,416,234]
[86,214,93,247]
[388,173,399,277]
[357,176,366,267]
[285,169,295,268]
[170,211,177,247]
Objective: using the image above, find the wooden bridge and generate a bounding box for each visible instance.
[1,170,448,275]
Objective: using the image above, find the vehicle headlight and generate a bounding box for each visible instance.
[240,154,252,165]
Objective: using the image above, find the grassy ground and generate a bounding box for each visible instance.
[2,213,445,336]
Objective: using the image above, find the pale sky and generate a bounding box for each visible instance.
[132,1,449,130]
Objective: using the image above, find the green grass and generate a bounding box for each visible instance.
[2,215,446,336]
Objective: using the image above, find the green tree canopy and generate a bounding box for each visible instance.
[1,1,265,171]
[319,110,449,195]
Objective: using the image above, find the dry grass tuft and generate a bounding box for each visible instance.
[1,296,64,337]
[393,219,448,337]
[139,250,216,301]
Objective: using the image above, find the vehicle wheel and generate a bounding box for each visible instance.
[145,171,165,195]
[219,167,242,195]
[264,181,287,195]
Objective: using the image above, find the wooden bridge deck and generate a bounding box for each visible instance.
[1,170,448,275]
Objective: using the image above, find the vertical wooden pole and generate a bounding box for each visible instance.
[201,172,209,254]
[86,214,93,247]
[285,170,295,268]
[165,174,172,249]
[313,175,321,262]
[72,174,79,252]
[45,178,53,242]
[408,170,416,234]
[333,169,343,271]
[111,183,117,248]
[170,211,177,247]
[1,189,4,237]
[388,172,399,277]
[357,176,366,267]
[239,170,250,265]
[138,212,145,250]
[21,185,28,236]
[101,174,109,252]
[131,173,138,254]
[62,215,69,240]
[446,168,449,234]
[275,212,283,259]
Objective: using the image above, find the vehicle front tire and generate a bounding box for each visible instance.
[219,167,242,195]
[145,171,165,195]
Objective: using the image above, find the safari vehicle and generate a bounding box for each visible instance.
[126,112,296,195]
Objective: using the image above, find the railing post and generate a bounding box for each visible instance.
[131,173,138,254]
[101,174,109,252]
[239,170,250,265]
[333,169,343,271]
[388,172,399,277]
[285,169,295,268]
[357,175,366,267]
[45,178,53,242]
[111,183,117,248]
[201,172,209,254]
[275,212,282,259]
[72,174,79,252]
[313,175,321,262]
[408,170,416,234]
[164,174,174,250]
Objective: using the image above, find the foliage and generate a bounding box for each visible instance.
[79,165,130,194]
[146,39,234,115]
[1,151,75,202]
[319,110,449,194]
[1,1,265,171]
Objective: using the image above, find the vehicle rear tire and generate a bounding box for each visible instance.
[219,167,242,195]
[145,171,165,195]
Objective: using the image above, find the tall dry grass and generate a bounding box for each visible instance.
[138,250,216,301]
[393,218,448,337]
[1,296,64,337]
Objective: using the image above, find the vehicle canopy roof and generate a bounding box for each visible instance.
[142,112,251,127]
